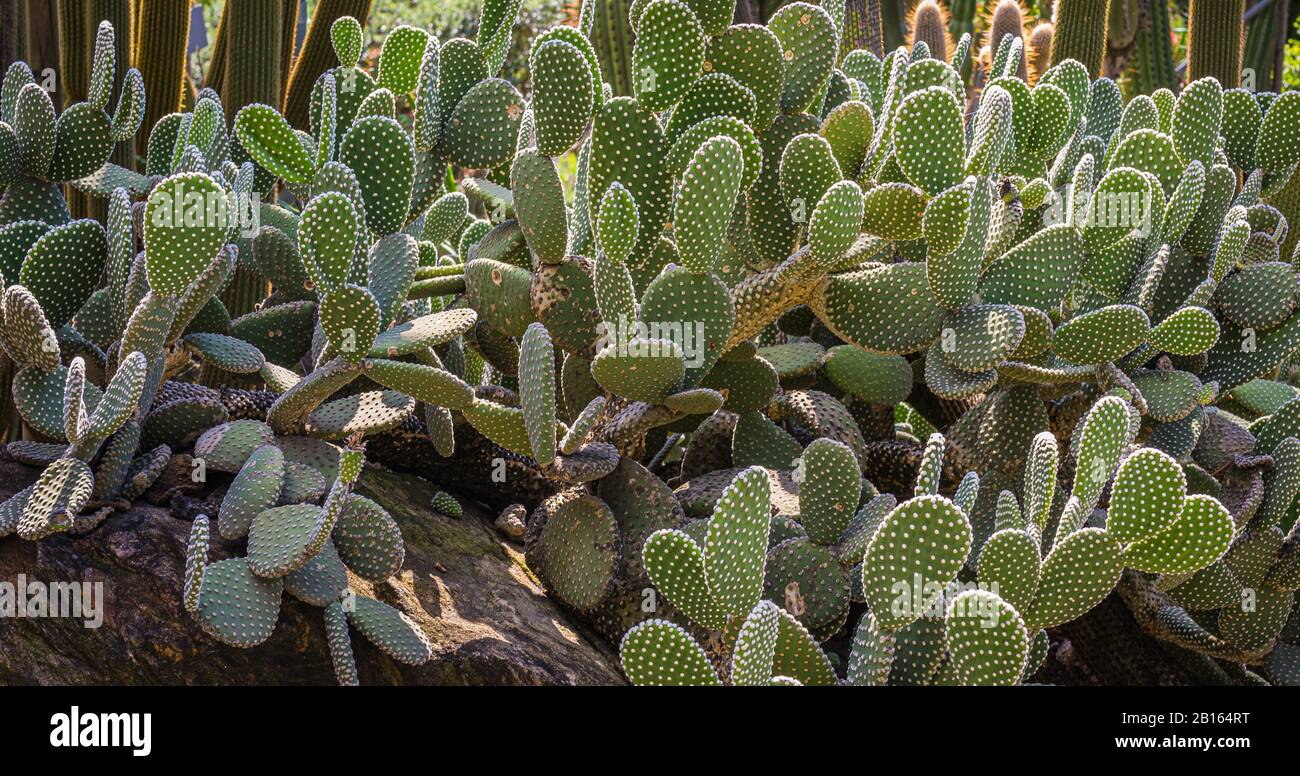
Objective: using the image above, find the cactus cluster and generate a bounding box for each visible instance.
[1,3,1297,686]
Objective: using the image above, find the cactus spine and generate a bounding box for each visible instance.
[283,0,374,128]
[1186,0,1245,89]
[1049,0,1110,77]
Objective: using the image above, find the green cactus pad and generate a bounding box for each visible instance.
[643,528,727,629]
[19,219,107,329]
[0,284,59,370]
[1108,128,1182,196]
[701,466,771,616]
[532,492,620,612]
[193,420,276,473]
[1123,493,1233,575]
[518,323,558,465]
[233,104,314,184]
[299,191,361,293]
[779,133,841,233]
[306,390,415,439]
[1257,91,1300,174]
[184,333,265,374]
[811,261,946,355]
[1149,306,1219,356]
[892,86,964,196]
[595,183,638,265]
[143,173,229,296]
[730,600,780,685]
[14,83,54,177]
[631,0,706,111]
[944,589,1029,686]
[218,444,286,540]
[1026,527,1123,629]
[346,594,433,665]
[1215,261,1298,331]
[364,358,473,410]
[279,461,328,505]
[704,25,784,131]
[769,3,836,115]
[796,437,861,544]
[770,601,838,684]
[763,537,850,639]
[14,363,98,440]
[980,224,1082,311]
[590,338,685,403]
[619,619,721,685]
[821,345,912,405]
[1052,304,1150,365]
[231,301,318,368]
[320,284,381,365]
[700,347,780,413]
[284,539,348,607]
[977,528,1041,614]
[339,115,415,235]
[859,182,927,240]
[1106,447,1186,544]
[732,410,803,470]
[194,558,283,648]
[664,72,757,144]
[333,493,406,582]
[510,150,568,265]
[939,304,1026,373]
[675,135,745,274]
[461,398,533,454]
[639,264,734,388]
[1219,587,1293,653]
[247,503,327,578]
[529,39,594,157]
[369,308,479,358]
[808,181,864,269]
[49,103,113,183]
[16,457,93,540]
[863,495,971,630]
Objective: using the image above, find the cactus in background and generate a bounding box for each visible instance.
[1049,0,1109,77]
[1026,21,1054,83]
[1186,0,1245,89]
[986,0,1029,81]
[1131,0,1176,95]
[583,0,635,97]
[133,0,190,142]
[908,0,951,63]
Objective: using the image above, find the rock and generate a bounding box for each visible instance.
[495,503,527,540]
[0,458,624,685]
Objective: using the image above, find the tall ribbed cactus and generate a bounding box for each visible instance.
[1049,0,1109,77]
[1186,0,1245,88]
[585,0,634,97]
[986,0,1028,80]
[133,0,190,140]
[1131,0,1176,95]
[908,0,951,62]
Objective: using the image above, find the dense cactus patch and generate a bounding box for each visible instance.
[0,1,1298,687]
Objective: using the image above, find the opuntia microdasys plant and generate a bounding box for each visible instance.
[0,1,1297,687]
